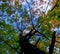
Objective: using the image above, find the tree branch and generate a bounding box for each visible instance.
[51,0,59,11]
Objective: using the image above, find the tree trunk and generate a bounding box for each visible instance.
[49,31,56,54]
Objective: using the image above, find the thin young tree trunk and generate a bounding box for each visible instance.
[49,31,56,54]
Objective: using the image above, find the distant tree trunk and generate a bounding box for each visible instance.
[49,31,56,54]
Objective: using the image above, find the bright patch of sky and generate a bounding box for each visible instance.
[0,0,53,30]
[51,27,60,34]
[0,0,52,31]
[1,0,52,33]
[9,0,52,18]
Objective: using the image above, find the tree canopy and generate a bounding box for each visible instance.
[0,0,60,54]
